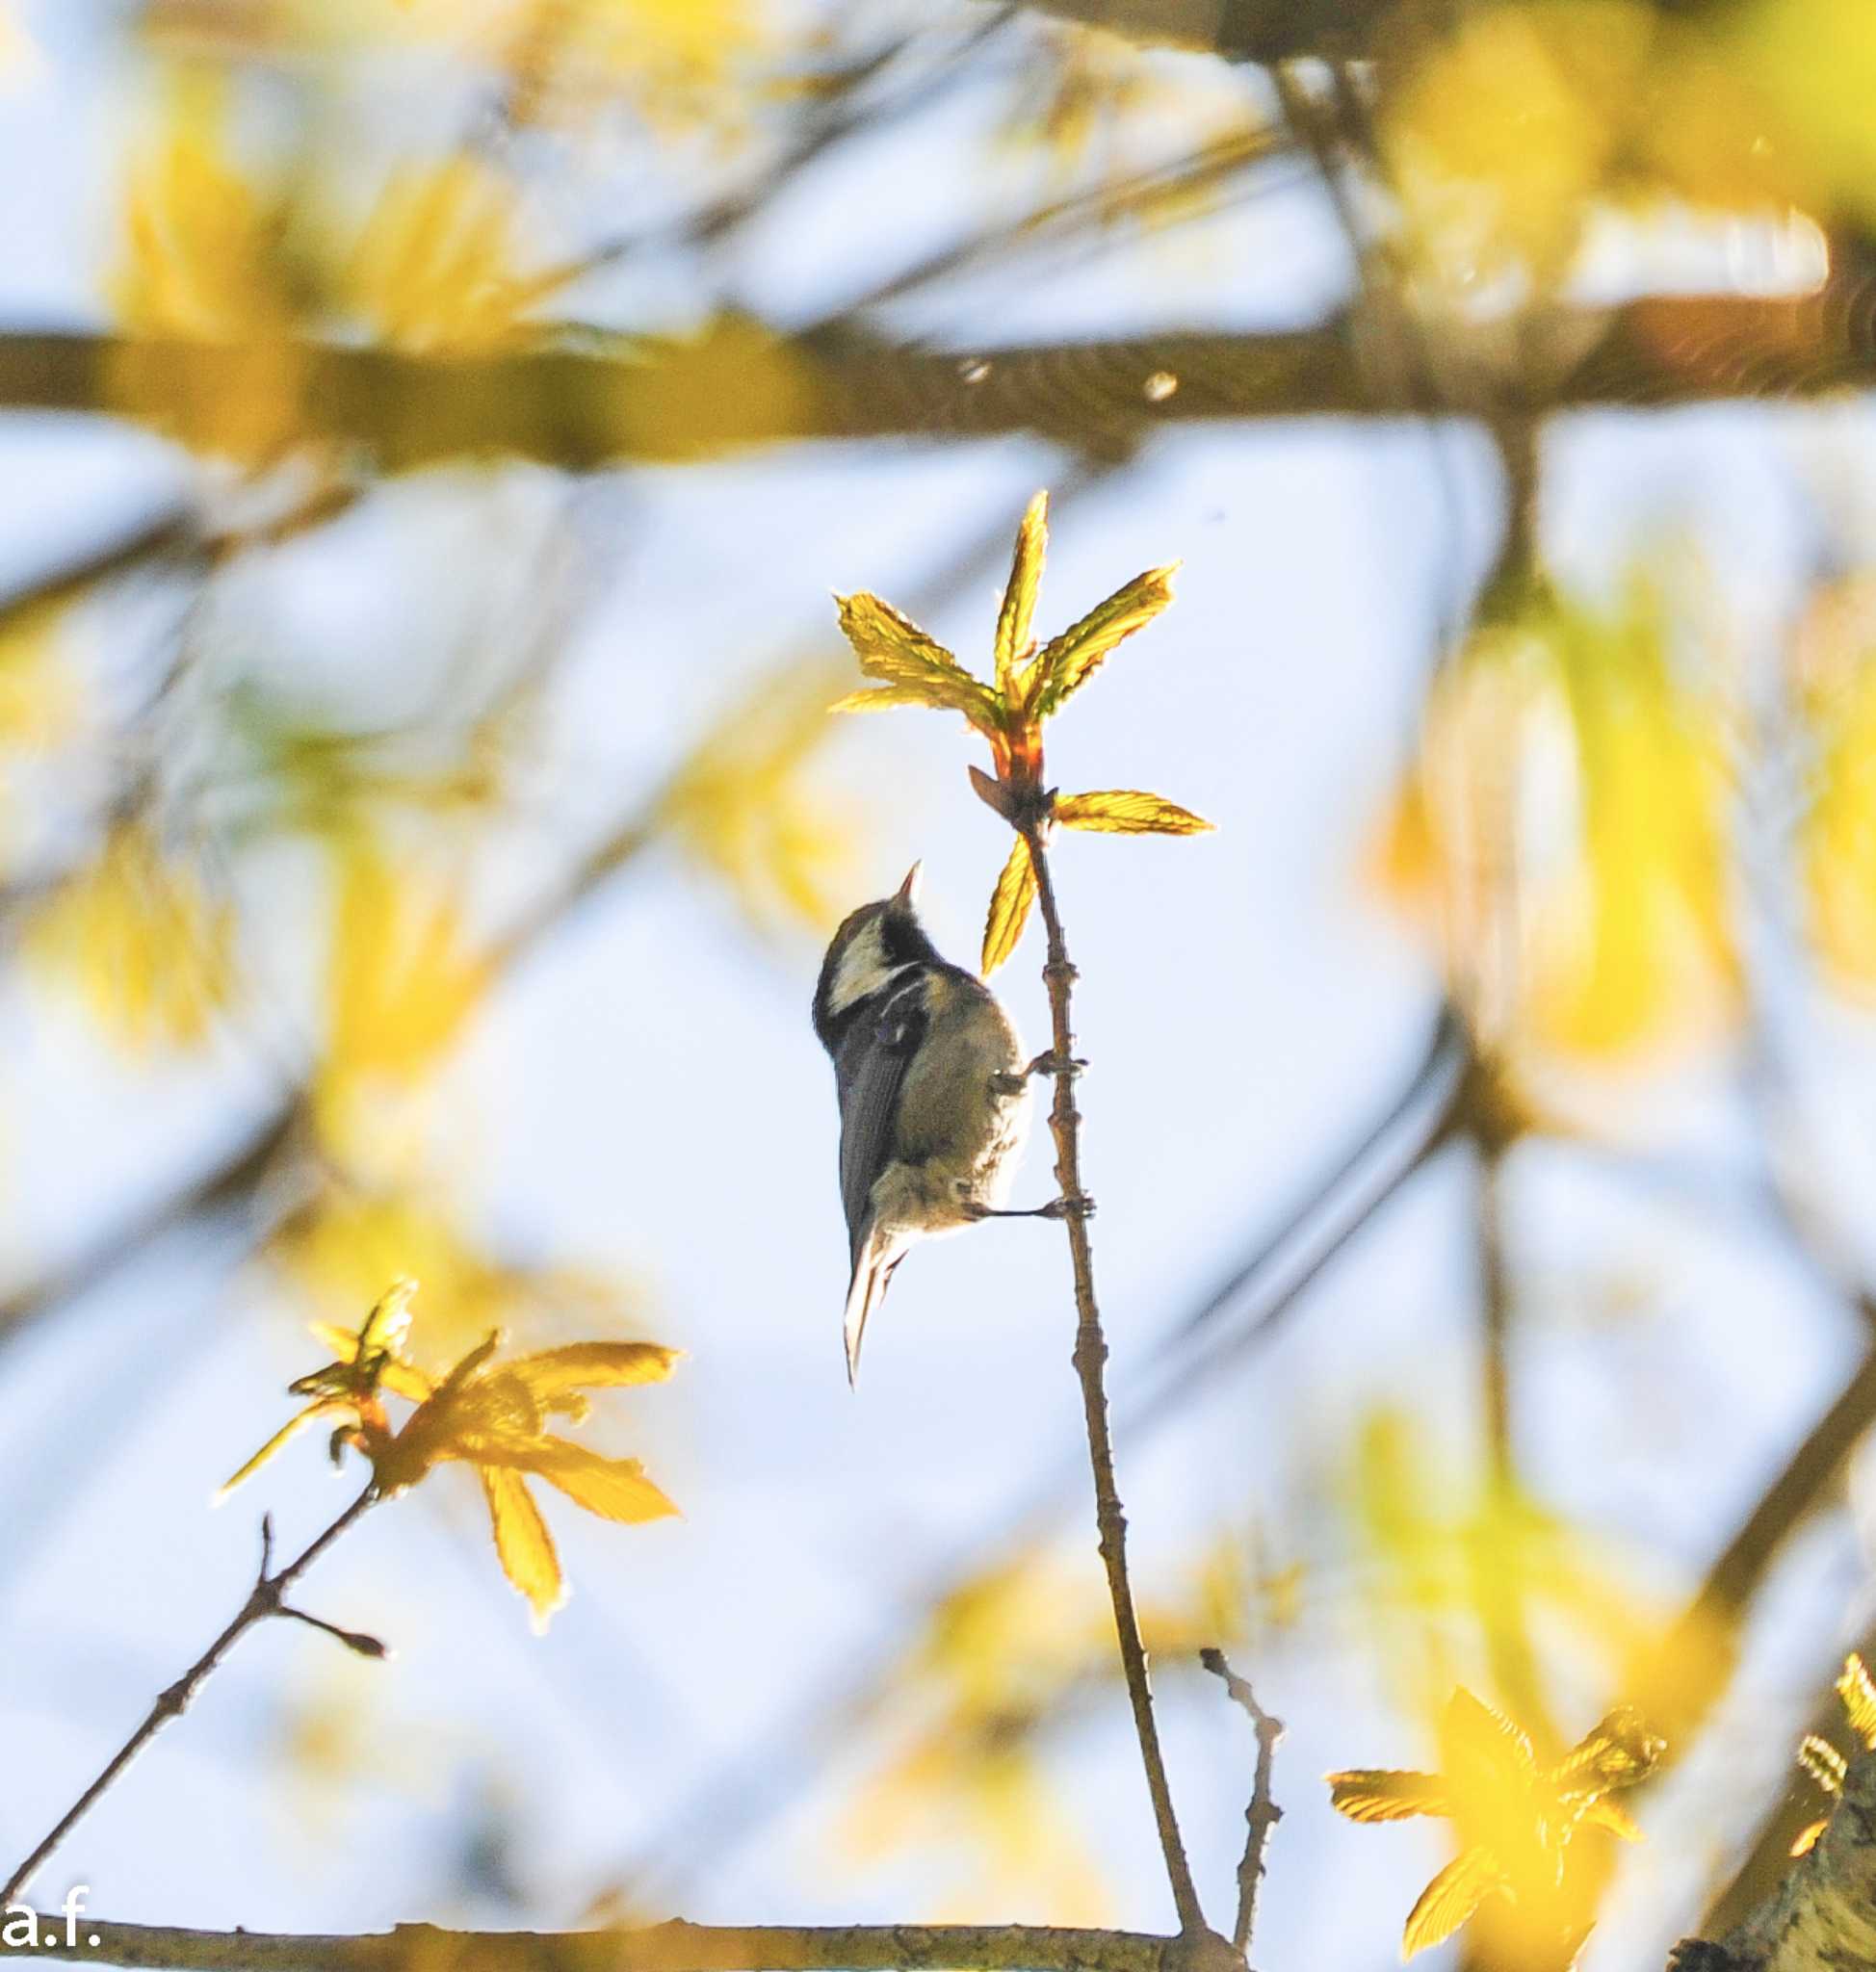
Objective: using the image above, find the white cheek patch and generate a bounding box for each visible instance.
[829,921,911,1015]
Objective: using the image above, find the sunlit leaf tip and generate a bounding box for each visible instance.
[995,491,1051,693]
[1054,790,1213,835]
[980,831,1037,975]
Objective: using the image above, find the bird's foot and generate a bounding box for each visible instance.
[1036,1193,1095,1222]
[962,1197,1094,1222]
[1025,1051,1086,1080]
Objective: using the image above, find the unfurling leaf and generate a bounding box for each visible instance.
[1054,790,1212,835]
[833,594,1000,728]
[481,1466,564,1630]
[981,833,1037,975]
[1024,563,1178,717]
[1326,1770,1452,1823]
[1329,1686,1660,1961]
[995,492,1050,693]
[1402,1846,1506,1959]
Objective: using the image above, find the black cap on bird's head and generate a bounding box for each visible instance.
[813,863,940,1051]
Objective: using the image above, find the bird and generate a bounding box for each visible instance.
[812,863,1038,1383]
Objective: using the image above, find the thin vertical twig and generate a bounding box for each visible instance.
[1,1486,380,1906]
[1020,819,1206,1939]
[1199,1649,1284,1956]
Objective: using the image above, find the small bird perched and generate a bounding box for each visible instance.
[812,865,1036,1383]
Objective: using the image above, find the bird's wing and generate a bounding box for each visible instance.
[834,977,927,1263]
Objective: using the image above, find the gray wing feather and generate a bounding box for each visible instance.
[834,982,925,1263]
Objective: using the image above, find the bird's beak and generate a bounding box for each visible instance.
[897,861,924,905]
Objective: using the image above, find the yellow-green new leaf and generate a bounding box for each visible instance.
[1326,1770,1452,1824]
[1025,562,1178,717]
[497,1440,682,1523]
[995,492,1049,693]
[508,1341,682,1414]
[480,1466,564,1630]
[1401,1847,1505,1959]
[980,833,1037,976]
[216,1403,336,1501]
[834,593,999,727]
[829,686,945,714]
[1055,790,1213,835]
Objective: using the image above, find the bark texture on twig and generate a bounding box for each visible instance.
[12,1919,1186,1972]
[1020,819,1205,1939]
[1671,1751,1876,1972]
[1199,1649,1283,1955]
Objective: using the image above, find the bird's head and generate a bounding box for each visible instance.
[812,862,939,1050]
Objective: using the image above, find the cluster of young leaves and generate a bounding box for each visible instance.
[223,1280,680,1629]
[833,491,1210,974]
[1789,1652,1876,1856]
[1327,1687,1664,1959]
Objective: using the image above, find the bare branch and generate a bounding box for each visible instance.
[0,1485,380,1906]
[1021,817,1207,1939]
[1199,1649,1283,1956]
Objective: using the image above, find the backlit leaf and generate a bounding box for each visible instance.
[834,593,1000,728]
[1401,1846,1506,1959]
[1024,562,1178,718]
[980,832,1037,976]
[1326,1770,1452,1823]
[995,492,1050,694]
[480,1466,564,1630]
[1054,790,1212,835]
[489,1440,681,1524]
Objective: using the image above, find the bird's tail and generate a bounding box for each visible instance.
[844,1231,905,1387]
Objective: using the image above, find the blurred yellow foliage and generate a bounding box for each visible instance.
[841,1532,1262,1911]
[660,663,862,935]
[107,65,305,460]
[28,821,237,1051]
[336,156,552,354]
[0,598,82,864]
[1794,575,1876,996]
[1375,579,1737,1064]
[1731,0,1876,227]
[318,836,489,1153]
[1386,3,1651,290]
[292,0,768,137]
[1346,1408,1670,1715]
[270,1188,642,1362]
